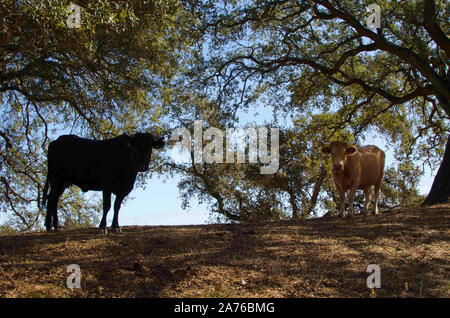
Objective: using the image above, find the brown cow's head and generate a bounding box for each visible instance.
[126,133,165,172]
[321,141,357,172]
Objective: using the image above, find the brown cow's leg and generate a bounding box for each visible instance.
[373,180,382,215]
[363,187,371,215]
[338,186,345,217]
[346,186,357,218]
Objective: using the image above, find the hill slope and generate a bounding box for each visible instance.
[0,206,449,298]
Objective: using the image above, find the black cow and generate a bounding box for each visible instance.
[41,133,165,232]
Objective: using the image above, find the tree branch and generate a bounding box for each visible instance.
[423,0,450,59]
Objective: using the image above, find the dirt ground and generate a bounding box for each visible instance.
[0,206,448,298]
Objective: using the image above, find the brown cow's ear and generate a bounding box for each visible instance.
[346,145,357,155]
[321,144,331,154]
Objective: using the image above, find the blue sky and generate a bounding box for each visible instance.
[117,175,210,226]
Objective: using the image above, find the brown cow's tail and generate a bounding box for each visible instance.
[40,174,49,209]
[380,149,386,180]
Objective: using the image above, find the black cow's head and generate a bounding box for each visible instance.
[126,133,165,172]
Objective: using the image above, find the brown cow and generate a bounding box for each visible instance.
[321,141,385,218]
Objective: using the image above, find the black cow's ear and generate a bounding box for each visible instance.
[153,137,165,149]
[125,134,135,148]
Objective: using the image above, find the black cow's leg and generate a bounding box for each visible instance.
[45,182,57,232]
[99,190,112,233]
[46,181,65,232]
[111,194,125,233]
[52,184,66,232]
[45,197,53,232]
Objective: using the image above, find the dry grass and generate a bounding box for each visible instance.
[0,206,449,298]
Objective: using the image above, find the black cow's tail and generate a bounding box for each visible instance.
[40,139,54,210]
[40,174,49,209]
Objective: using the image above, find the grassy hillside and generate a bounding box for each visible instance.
[0,206,448,298]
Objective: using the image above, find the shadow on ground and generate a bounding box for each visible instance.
[0,206,448,297]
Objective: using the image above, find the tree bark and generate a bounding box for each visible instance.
[288,188,298,219]
[303,165,327,216]
[422,135,450,206]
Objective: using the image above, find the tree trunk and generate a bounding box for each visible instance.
[422,135,450,206]
[303,165,327,217]
[288,188,298,219]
